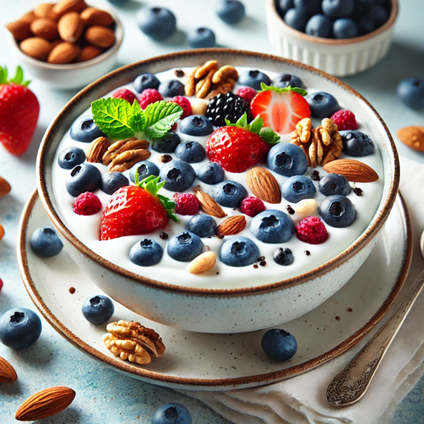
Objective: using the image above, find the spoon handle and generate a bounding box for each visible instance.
[327,269,424,407]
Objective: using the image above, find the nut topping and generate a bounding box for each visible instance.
[108,149,151,173]
[102,137,149,165]
[188,252,217,275]
[216,215,246,236]
[0,176,11,197]
[194,190,227,218]
[86,136,110,163]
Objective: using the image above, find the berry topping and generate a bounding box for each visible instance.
[250,210,295,243]
[170,96,192,119]
[240,196,266,217]
[180,115,214,136]
[159,160,196,192]
[212,181,248,207]
[273,247,294,266]
[187,214,217,238]
[133,73,160,93]
[167,232,203,262]
[305,92,340,119]
[129,161,160,183]
[173,193,200,216]
[267,143,308,177]
[236,86,257,104]
[175,141,206,163]
[273,73,305,90]
[130,239,164,267]
[219,237,259,267]
[281,175,316,203]
[71,115,104,143]
[239,70,271,90]
[159,79,185,97]
[206,92,251,127]
[112,88,137,104]
[73,192,102,215]
[319,195,356,228]
[331,109,358,131]
[58,147,85,170]
[197,162,225,185]
[0,278,3,293]
[66,163,102,197]
[138,88,163,109]
[151,132,181,153]
[261,329,297,361]
[101,172,129,195]
[341,130,374,157]
[318,173,351,196]
[296,216,328,244]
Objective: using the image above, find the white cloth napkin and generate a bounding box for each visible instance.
[182,156,424,424]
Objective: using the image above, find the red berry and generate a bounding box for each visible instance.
[0,278,3,293]
[331,110,358,131]
[112,88,137,104]
[236,87,257,104]
[73,192,102,215]
[173,193,199,215]
[296,216,328,244]
[241,196,266,217]
[170,96,192,119]
[138,89,163,109]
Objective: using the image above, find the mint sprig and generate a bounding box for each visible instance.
[91,98,183,141]
[134,175,178,222]
[259,82,308,97]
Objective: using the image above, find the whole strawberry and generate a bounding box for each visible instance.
[0,66,39,155]
[100,175,177,241]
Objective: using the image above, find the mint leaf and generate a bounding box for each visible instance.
[129,100,145,134]
[143,101,183,140]
[260,127,280,146]
[248,115,263,135]
[260,83,307,97]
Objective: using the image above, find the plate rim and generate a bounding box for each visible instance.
[18,189,413,390]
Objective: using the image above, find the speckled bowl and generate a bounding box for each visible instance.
[36,49,399,333]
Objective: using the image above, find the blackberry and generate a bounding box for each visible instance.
[206,92,251,127]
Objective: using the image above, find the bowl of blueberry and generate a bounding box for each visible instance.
[266,0,398,77]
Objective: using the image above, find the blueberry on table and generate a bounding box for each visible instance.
[318,173,351,196]
[282,175,316,203]
[187,214,217,238]
[212,181,247,207]
[159,160,196,192]
[333,18,358,39]
[341,130,375,156]
[30,227,63,257]
[294,0,322,16]
[137,7,176,41]
[273,248,294,266]
[82,295,114,325]
[216,0,246,24]
[70,115,104,143]
[322,0,354,19]
[220,237,259,267]
[250,210,295,243]
[305,14,333,38]
[262,329,297,361]
[319,195,356,227]
[158,79,185,97]
[180,115,214,136]
[188,27,216,48]
[397,78,424,110]
[101,172,129,195]
[167,232,203,262]
[133,73,160,93]
[267,143,308,177]
[129,239,163,266]
[238,70,272,90]
[58,147,85,169]
[151,132,181,153]
[152,403,192,424]
[273,73,306,89]
[129,160,160,183]
[66,163,102,197]
[284,8,309,32]
[305,92,340,119]
[0,308,42,349]
[175,141,206,163]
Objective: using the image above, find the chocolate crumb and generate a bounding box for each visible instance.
[69,287,76,294]
[347,307,353,312]
[214,233,224,239]
[353,187,363,196]
[175,69,184,77]
[311,170,320,181]
[216,272,219,275]
[259,259,266,267]
[335,316,341,321]
[304,250,311,256]
[286,205,295,215]
[158,154,172,163]
[253,264,259,269]
[160,232,169,240]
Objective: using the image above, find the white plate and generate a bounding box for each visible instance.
[18,190,412,391]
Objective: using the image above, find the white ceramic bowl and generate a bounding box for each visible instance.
[37,49,399,334]
[266,0,398,77]
[7,7,123,90]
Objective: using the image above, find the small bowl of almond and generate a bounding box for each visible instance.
[5,0,123,90]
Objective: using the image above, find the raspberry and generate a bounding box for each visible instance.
[138,89,163,109]
[236,86,257,104]
[241,196,266,217]
[0,278,3,293]
[296,216,328,244]
[173,193,199,215]
[73,192,102,216]
[170,96,192,119]
[331,110,358,131]
[112,88,137,105]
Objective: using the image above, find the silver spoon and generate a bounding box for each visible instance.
[327,230,424,407]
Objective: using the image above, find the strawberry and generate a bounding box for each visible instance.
[100,175,177,241]
[0,66,39,155]
[250,85,310,135]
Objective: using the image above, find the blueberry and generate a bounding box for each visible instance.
[101,172,129,195]
[273,247,294,266]
[293,0,322,16]
[358,16,376,35]
[212,181,247,207]
[66,163,102,197]
[216,0,245,24]
[273,73,305,89]
[261,329,297,361]
[152,403,192,424]
[159,160,196,192]
[281,175,316,203]
[158,79,185,97]
[333,18,358,39]
[284,8,308,32]
[197,162,225,185]
[151,132,181,153]
[82,295,114,325]
[133,73,160,93]
[278,0,294,14]
[219,237,259,267]
[319,195,356,227]
[175,141,206,163]
[137,7,176,41]
[238,70,272,90]
[367,5,390,27]
[188,27,216,48]
[352,0,376,16]
[305,92,340,119]
[129,239,163,266]
[322,0,354,19]
[0,308,42,349]
[167,232,203,262]
[70,115,104,143]
[319,173,351,196]
[180,115,214,136]
[129,160,160,183]
[341,130,375,156]
[305,14,333,38]
[267,143,308,177]
[250,210,295,243]
[58,147,85,169]
[397,78,424,110]
[30,227,63,257]
[187,214,217,238]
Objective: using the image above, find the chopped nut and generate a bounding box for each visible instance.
[102,137,149,165]
[212,65,238,85]
[86,136,110,163]
[185,66,199,97]
[194,60,218,79]
[195,69,216,99]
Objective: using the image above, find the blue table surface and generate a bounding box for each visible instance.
[1,0,423,422]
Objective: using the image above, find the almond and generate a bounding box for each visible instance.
[85,26,115,48]
[15,386,76,421]
[20,37,52,61]
[30,18,58,40]
[322,159,379,183]
[21,12,37,24]
[195,190,227,218]
[216,215,246,236]
[5,20,32,40]
[34,3,56,20]
[86,136,111,163]
[81,7,113,27]
[47,41,81,64]
[51,0,87,20]
[0,177,11,197]
[397,126,424,152]
[188,252,217,275]
[58,12,84,43]
[76,45,103,62]
[0,356,17,383]
[246,167,281,204]
[293,199,318,220]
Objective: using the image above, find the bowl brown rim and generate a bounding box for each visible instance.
[267,0,399,46]
[37,48,400,296]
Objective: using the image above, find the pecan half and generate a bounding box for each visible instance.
[108,149,151,173]
[102,137,149,166]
